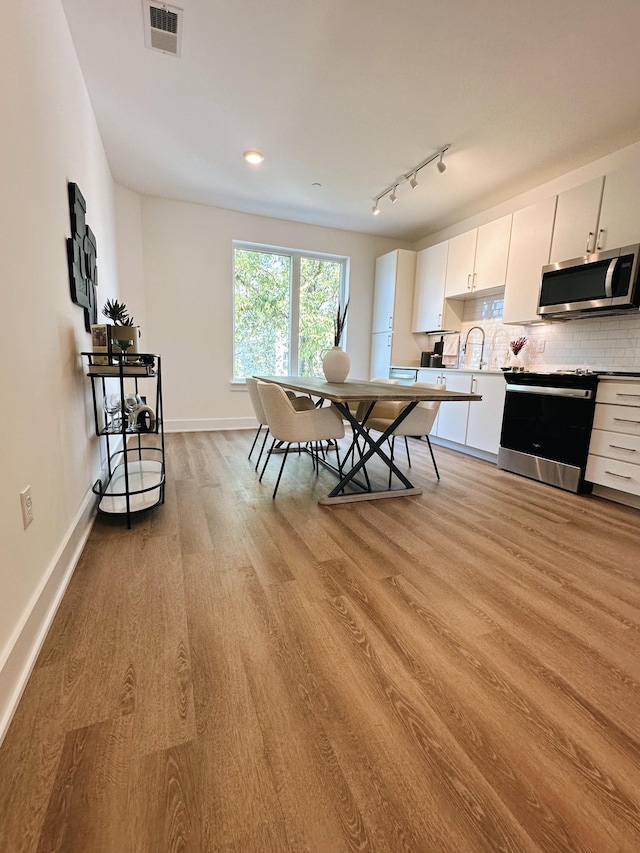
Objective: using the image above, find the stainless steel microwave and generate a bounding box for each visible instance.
[538,243,640,320]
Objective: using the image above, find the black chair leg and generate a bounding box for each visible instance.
[272,444,291,498]
[255,427,270,471]
[259,438,276,482]
[426,435,440,480]
[248,423,262,460]
[404,435,411,467]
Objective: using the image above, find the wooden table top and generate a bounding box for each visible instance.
[254,376,482,404]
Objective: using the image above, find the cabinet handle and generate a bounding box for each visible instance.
[596,228,605,251]
[472,272,477,290]
[613,417,640,424]
[616,392,640,398]
[437,313,442,327]
[609,444,637,452]
[605,470,632,480]
[467,274,472,290]
[585,231,594,253]
[388,317,393,329]
[387,334,391,347]
[471,377,477,393]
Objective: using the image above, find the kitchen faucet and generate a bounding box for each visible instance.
[462,325,486,369]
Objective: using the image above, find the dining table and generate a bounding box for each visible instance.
[255,376,482,505]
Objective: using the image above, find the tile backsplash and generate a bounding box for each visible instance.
[424,293,640,372]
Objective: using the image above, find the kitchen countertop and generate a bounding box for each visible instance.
[392,365,506,375]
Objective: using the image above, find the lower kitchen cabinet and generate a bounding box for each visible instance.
[434,371,472,444]
[465,372,507,453]
[586,378,640,501]
[417,369,506,456]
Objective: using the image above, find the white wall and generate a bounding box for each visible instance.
[132,196,406,430]
[0,0,122,738]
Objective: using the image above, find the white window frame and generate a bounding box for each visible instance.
[232,241,350,381]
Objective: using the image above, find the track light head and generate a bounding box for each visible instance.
[372,200,380,215]
[437,152,446,173]
[409,172,418,189]
[389,186,398,203]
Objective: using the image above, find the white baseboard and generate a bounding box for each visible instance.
[430,436,498,464]
[165,417,256,432]
[0,489,96,745]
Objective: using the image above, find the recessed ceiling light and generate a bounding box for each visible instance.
[243,150,264,165]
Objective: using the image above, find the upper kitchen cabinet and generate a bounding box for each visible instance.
[595,159,640,251]
[371,249,418,372]
[549,176,604,263]
[502,195,557,325]
[412,242,463,333]
[444,214,512,298]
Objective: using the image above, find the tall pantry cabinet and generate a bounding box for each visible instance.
[370,250,418,378]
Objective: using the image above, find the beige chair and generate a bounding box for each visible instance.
[257,381,345,498]
[246,377,313,471]
[364,381,444,480]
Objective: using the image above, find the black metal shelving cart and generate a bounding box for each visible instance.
[82,351,165,528]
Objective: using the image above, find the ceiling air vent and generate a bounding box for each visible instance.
[143,1,183,57]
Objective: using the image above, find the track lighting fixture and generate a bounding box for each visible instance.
[371,145,450,214]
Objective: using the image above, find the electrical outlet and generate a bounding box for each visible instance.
[20,486,33,529]
[536,339,546,354]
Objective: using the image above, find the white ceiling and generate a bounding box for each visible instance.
[60,0,640,242]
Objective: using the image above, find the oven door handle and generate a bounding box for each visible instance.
[604,257,618,298]
[506,384,594,399]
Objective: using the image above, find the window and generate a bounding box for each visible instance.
[233,243,349,380]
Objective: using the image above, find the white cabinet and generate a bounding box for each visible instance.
[370,250,418,377]
[372,251,398,333]
[370,331,392,380]
[445,215,512,298]
[586,378,640,500]
[465,373,506,454]
[412,242,463,333]
[433,371,472,444]
[595,160,640,251]
[445,230,478,298]
[474,215,513,291]
[502,195,557,325]
[417,368,506,455]
[549,177,604,262]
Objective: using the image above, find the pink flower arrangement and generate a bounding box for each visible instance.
[510,337,527,356]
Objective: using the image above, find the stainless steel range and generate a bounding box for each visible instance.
[497,371,599,493]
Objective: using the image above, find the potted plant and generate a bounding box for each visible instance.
[322,299,350,382]
[509,336,527,369]
[102,299,140,359]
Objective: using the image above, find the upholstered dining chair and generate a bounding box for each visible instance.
[246,377,313,471]
[363,381,444,481]
[256,381,345,498]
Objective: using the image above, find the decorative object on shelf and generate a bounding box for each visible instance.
[102,299,140,359]
[322,299,350,382]
[509,336,527,369]
[91,323,112,365]
[136,405,156,432]
[66,182,98,332]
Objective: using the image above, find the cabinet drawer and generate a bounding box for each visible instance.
[589,428,640,462]
[585,454,640,496]
[595,381,640,406]
[593,403,640,436]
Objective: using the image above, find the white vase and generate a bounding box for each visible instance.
[322,346,350,382]
[510,353,523,369]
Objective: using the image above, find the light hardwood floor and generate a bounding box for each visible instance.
[1,430,639,852]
